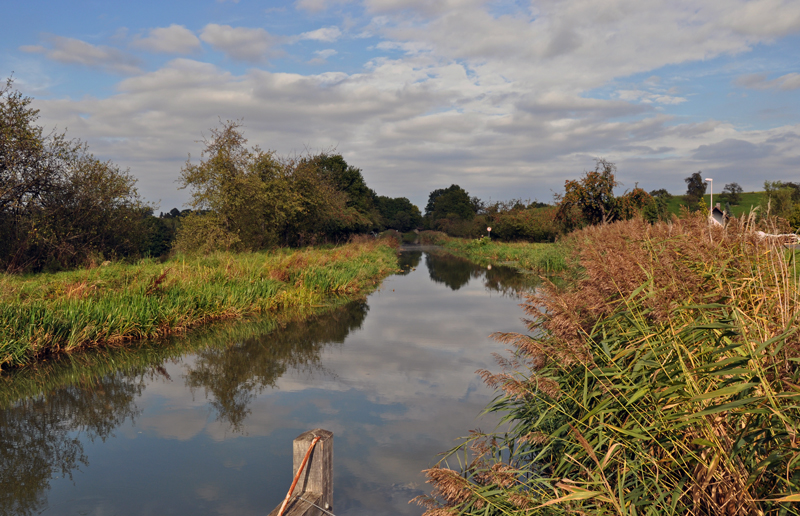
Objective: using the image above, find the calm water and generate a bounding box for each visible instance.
[0,250,537,516]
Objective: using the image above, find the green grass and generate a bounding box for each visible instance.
[419,231,570,274]
[666,191,765,217]
[0,239,399,369]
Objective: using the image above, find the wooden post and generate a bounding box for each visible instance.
[269,429,333,516]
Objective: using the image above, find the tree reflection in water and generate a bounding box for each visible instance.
[0,300,369,515]
[184,301,369,430]
[0,373,144,516]
[424,252,538,295]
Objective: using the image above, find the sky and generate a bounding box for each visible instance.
[2,0,799,212]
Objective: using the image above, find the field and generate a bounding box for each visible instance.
[666,191,765,217]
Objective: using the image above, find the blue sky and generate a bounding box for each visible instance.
[2,0,799,211]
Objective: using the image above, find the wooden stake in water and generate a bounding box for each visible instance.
[278,436,322,516]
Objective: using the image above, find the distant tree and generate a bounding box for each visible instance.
[781,182,800,203]
[763,180,794,219]
[642,188,672,223]
[684,172,707,210]
[617,187,654,220]
[554,159,619,231]
[425,185,476,226]
[309,153,380,227]
[375,196,422,232]
[719,182,743,205]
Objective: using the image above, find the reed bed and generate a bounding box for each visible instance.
[0,239,398,369]
[419,231,570,274]
[417,213,800,515]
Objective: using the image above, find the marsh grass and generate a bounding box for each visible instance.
[419,231,570,274]
[0,239,398,369]
[417,214,800,515]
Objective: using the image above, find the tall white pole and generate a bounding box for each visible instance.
[705,178,713,211]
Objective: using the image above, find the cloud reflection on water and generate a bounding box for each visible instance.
[0,251,536,516]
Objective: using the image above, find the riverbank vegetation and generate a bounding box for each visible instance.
[417,212,800,514]
[0,238,398,368]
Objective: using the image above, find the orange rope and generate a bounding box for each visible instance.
[277,435,322,516]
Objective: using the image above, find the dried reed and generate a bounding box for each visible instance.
[418,212,800,515]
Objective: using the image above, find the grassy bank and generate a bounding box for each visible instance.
[0,238,398,369]
[418,214,800,515]
[419,231,570,274]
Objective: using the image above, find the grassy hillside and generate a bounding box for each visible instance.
[666,191,765,217]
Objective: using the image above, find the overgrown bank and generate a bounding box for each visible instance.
[419,231,571,274]
[0,238,398,369]
[418,214,800,514]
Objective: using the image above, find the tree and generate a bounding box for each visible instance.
[555,159,619,231]
[642,188,672,223]
[0,77,148,271]
[763,180,794,218]
[375,196,422,232]
[425,185,476,225]
[719,182,743,205]
[176,122,379,252]
[684,172,707,210]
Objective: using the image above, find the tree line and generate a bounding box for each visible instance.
[3,76,795,273]
[0,79,420,272]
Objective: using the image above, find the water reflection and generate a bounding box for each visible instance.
[0,302,367,516]
[0,373,143,516]
[423,251,538,295]
[185,302,368,430]
[0,251,535,516]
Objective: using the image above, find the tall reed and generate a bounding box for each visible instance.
[416,213,800,515]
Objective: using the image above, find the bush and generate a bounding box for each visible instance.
[1,78,149,272]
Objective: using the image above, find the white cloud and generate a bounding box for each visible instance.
[132,24,202,54]
[21,36,141,75]
[294,0,353,13]
[199,24,282,63]
[299,26,342,42]
[21,0,800,209]
[308,48,338,64]
[736,72,800,91]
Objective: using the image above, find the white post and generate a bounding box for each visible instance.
[705,177,713,211]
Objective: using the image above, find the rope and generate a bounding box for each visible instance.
[277,435,322,516]
[298,495,337,516]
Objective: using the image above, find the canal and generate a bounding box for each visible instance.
[0,250,538,516]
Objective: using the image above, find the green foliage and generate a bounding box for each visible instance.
[684,171,707,210]
[763,180,795,219]
[483,203,561,242]
[0,78,149,272]
[175,121,380,253]
[642,188,672,223]
[555,160,653,231]
[375,195,423,232]
[425,184,477,228]
[720,182,743,205]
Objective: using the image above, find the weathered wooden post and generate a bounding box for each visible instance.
[268,429,333,516]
